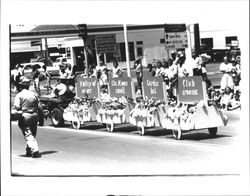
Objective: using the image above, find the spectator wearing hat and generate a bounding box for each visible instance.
[59,64,69,79]
[11,76,41,158]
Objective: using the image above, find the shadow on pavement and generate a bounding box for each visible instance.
[80,123,106,130]
[40,150,58,155]
[19,150,58,157]
[112,125,138,133]
[143,128,171,136]
[181,132,232,141]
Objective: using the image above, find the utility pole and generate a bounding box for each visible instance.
[44,38,49,67]
[123,24,131,78]
[77,24,88,77]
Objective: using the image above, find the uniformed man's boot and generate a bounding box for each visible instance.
[26,147,32,157]
[32,151,42,158]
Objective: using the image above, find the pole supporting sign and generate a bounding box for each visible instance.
[95,34,116,54]
[164,23,188,49]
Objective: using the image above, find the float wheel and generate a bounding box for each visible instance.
[51,108,64,127]
[172,126,182,140]
[106,121,114,132]
[137,121,145,136]
[208,127,217,137]
[72,118,81,129]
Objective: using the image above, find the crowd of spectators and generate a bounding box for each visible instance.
[142,51,241,110]
[11,51,241,111]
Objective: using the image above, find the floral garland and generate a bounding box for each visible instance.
[161,100,207,130]
[96,96,133,124]
[63,97,96,122]
[129,97,165,127]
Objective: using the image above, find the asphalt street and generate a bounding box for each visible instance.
[11,110,240,176]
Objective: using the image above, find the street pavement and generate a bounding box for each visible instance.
[11,110,241,176]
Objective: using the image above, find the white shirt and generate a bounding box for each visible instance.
[177,63,193,77]
[155,67,164,77]
[160,67,171,79]
[220,62,233,73]
[99,73,108,86]
[59,70,68,79]
[13,89,39,113]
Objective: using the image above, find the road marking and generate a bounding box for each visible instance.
[11,122,229,148]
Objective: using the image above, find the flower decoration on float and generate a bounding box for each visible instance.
[129,96,165,127]
[96,96,134,124]
[63,94,96,122]
[161,100,209,131]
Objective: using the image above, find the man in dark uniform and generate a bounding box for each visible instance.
[11,76,41,158]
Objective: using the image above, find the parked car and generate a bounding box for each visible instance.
[20,62,45,80]
[53,57,68,67]
[46,64,60,76]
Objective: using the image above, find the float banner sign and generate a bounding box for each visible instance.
[76,77,98,98]
[109,77,133,98]
[143,77,164,100]
[178,76,204,103]
[96,34,116,54]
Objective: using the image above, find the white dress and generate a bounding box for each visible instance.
[220,62,234,90]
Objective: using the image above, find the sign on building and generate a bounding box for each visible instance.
[109,77,133,98]
[178,76,205,103]
[142,77,165,100]
[164,24,188,49]
[76,77,99,98]
[95,34,116,54]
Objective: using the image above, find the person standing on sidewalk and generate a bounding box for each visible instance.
[11,76,41,158]
[219,56,234,90]
[32,64,41,95]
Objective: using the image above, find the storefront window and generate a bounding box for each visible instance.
[201,38,214,48]
[136,41,143,57]
[225,36,238,46]
[117,42,135,62]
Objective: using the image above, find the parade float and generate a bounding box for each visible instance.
[96,77,136,132]
[129,77,168,135]
[62,76,101,129]
[161,76,228,140]
[129,96,166,135]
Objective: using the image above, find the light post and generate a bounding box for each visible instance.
[77,24,88,77]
